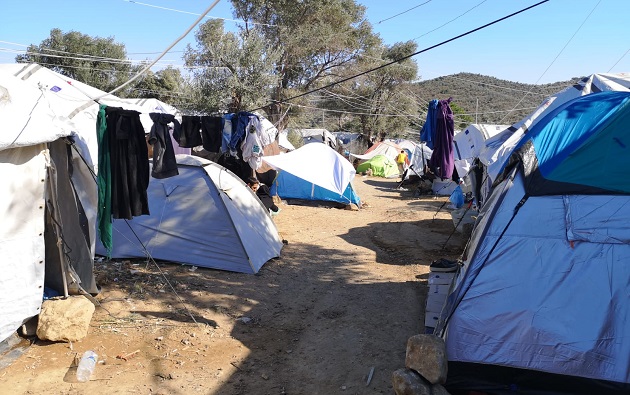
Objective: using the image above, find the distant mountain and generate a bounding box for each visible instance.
[410,73,582,127]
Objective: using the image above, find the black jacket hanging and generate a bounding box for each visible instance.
[104,107,150,220]
[179,115,204,148]
[148,113,180,179]
[200,116,223,153]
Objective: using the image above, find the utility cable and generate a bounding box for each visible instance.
[412,0,488,41]
[122,0,277,27]
[377,1,432,24]
[608,48,630,73]
[250,0,549,112]
[500,0,601,123]
[94,0,221,100]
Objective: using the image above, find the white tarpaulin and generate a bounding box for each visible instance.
[453,124,509,177]
[0,69,98,342]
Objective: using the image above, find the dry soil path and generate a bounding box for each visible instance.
[0,176,466,395]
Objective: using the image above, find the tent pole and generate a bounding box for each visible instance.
[46,165,70,298]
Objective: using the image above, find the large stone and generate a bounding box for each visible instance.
[36,295,95,342]
[392,368,431,395]
[405,334,448,385]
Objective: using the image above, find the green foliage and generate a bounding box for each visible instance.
[286,130,304,150]
[449,102,474,130]
[230,0,380,126]
[321,40,419,140]
[16,28,132,93]
[130,66,188,104]
[183,19,281,114]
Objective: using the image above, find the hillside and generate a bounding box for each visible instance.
[411,73,582,127]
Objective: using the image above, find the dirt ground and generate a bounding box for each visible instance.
[0,176,467,395]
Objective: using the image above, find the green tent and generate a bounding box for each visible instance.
[356,154,399,178]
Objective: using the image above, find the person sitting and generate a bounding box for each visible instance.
[247,177,280,215]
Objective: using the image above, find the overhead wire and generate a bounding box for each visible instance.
[411,0,488,41]
[122,0,277,27]
[607,48,630,73]
[249,0,550,112]
[499,0,601,123]
[94,0,221,100]
[376,1,433,24]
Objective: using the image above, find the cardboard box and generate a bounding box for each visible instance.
[424,312,440,328]
[425,295,446,313]
[428,272,456,285]
[428,283,450,296]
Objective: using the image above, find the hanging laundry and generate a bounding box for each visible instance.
[241,117,264,170]
[148,113,180,179]
[169,126,191,155]
[200,116,223,153]
[96,104,112,256]
[104,106,150,220]
[250,115,278,147]
[431,98,455,180]
[230,112,257,153]
[221,113,235,154]
[179,115,204,148]
[420,99,438,149]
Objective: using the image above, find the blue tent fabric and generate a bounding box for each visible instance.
[271,170,360,205]
[500,91,630,195]
[420,99,438,149]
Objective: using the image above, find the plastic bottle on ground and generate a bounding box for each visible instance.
[76,350,97,382]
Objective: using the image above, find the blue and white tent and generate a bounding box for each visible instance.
[438,91,630,393]
[262,143,360,205]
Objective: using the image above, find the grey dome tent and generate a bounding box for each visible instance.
[97,156,283,274]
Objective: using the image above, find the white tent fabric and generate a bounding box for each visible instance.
[453,124,509,177]
[0,70,75,150]
[0,63,180,167]
[406,143,433,177]
[98,156,283,274]
[441,170,630,385]
[0,70,98,342]
[288,128,340,149]
[350,140,402,161]
[482,72,630,182]
[116,97,179,116]
[278,131,295,151]
[394,139,418,153]
[262,143,355,196]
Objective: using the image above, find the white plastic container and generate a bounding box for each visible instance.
[76,350,97,382]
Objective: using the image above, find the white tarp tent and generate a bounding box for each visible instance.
[452,124,509,177]
[97,156,283,274]
[406,143,433,178]
[288,128,340,149]
[0,63,179,167]
[278,131,295,151]
[0,69,98,343]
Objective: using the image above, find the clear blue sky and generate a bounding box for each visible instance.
[1,0,628,84]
